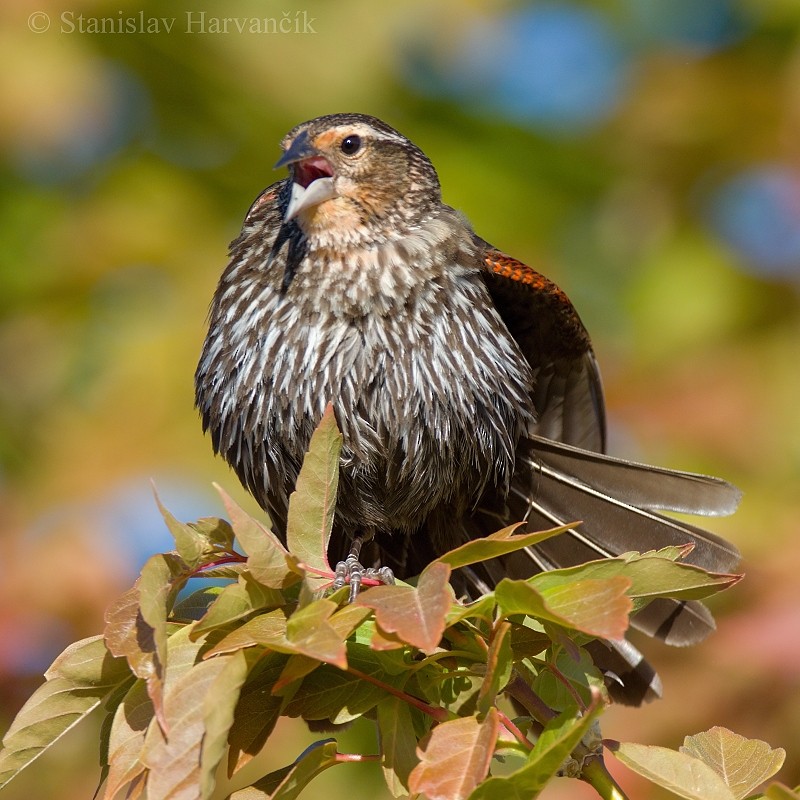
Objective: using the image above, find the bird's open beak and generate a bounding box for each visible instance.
[274,130,337,221]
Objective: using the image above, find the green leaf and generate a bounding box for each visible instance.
[207,608,289,656]
[409,708,499,800]
[357,561,453,654]
[680,727,785,800]
[446,594,497,626]
[193,572,284,636]
[164,622,210,691]
[377,697,419,797]
[285,598,348,668]
[495,575,632,641]
[154,486,207,568]
[282,640,400,725]
[763,784,800,799]
[532,553,740,609]
[196,563,248,580]
[216,484,299,589]
[525,695,602,781]
[189,516,236,552]
[227,652,288,776]
[469,692,603,799]
[45,635,131,686]
[172,586,226,621]
[207,598,347,668]
[230,739,340,800]
[508,624,550,661]
[328,603,372,639]
[608,740,737,800]
[532,647,603,711]
[0,636,132,789]
[434,524,572,570]
[273,655,322,694]
[285,405,342,581]
[476,622,513,717]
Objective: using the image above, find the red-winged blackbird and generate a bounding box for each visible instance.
[195,113,740,703]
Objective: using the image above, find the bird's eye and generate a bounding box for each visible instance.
[340,135,362,155]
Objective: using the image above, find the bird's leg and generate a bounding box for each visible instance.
[332,531,394,602]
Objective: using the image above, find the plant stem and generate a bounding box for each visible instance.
[346,666,449,722]
[581,757,630,800]
[496,711,533,750]
[506,674,557,724]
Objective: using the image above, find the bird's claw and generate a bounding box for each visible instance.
[332,554,394,602]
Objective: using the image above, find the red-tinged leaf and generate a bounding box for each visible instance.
[153,486,206,568]
[496,576,632,641]
[285,598,348,669]
[286,405,342,579]
[435,523,573,570]
[409,708,500,800]
[607,740,736,800]
[358,562,452,654]
[193,572,284,636]
[141,655,233,800]
[680,727,785,800]
[637,544,696,562]
[104,585,166,724]
[216,485,300,589]
[0,636,132,790]
[119,553,187,723]
[370,626,407,651]
[104,585,145,660]
[378,696,420,797]
[539,576,632,641]
[230,739,340,800]
[477,622,513,717]
[196,563,248,580]
[103,680,153,800]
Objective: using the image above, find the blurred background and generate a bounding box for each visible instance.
[1,0,798,797]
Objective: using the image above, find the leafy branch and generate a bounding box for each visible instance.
[0,409,792,800]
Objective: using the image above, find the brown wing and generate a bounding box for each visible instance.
[479,242,607,452]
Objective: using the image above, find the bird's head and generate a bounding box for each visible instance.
[275,113,441,242]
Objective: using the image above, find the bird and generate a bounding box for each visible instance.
[195,113,741,704]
